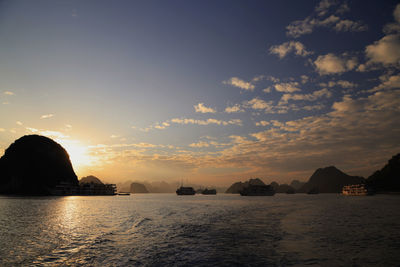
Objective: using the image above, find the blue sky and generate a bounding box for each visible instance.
[0,0,399,185]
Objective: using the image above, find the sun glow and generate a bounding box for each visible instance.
[56,139,93,173]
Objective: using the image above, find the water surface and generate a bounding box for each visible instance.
[0,194,399,266]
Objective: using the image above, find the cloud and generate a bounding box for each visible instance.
[370,74,400,92]
[171,118,242,126]
[255,121,270,126]
[225,104,244,113]
[315,0,336,16]
[223,77,255,91]
[280,88,332,103]
[319,80,357,88]
[269,41,313,58]
[154,122,170,130]
[303,104,325,110]
[300,75,309,84]
[189,141,210,148]
[274,82,301,92]
[194,103,216,113]
[365,34,400,66]
[286,1,367,38]
[263,87,272,93]
[16,121,23,126]
[245,98,274,112]
[3,91,14,95]
[0,128,5,132]
[334,19,368,32]
[40,114,54,119]
[314,53,358,75]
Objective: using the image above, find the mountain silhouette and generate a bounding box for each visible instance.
[80,175,103,184]
[130,182,149,193]
[225,178,265,193]
[290,180,306,190]
[0,135,78,195]
[367,153,400,192]
[298,166,364,193]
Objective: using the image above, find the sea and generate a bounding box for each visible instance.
[0,193,399,266]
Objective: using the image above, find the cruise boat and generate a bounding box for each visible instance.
[201,188,217,195]
[176,186,196,195]
[342,184,372,196]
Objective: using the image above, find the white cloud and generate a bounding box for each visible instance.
[269,41,313,58]
[263,87,272,93]
[303,104,325,110]
[223,77,255,91]
[267,76,280,83]
[280,88,332,103]
[255,121,270,126]
[225,104,244,113]
[170,118,242,126]
[365,34,400,66]
[194,103,216,113]
[16,121,23,126]
[320,80,357,88]
[286,1,367,38]
[370,74,400,92]
[189,141,210,148]
[334,19,368,32]
[40,114,54,119]
[274,82,301,93]
[245,98,274,112]
[315,0,336,16]
[154,122,170,130]
[300,75,309,84]
[314,53,358,75]
[4,91,14,95]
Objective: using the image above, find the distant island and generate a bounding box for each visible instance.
[226,153,400,194]
[0,135,399,195]
[130,182,149,193]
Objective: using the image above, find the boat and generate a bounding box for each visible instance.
[118,192,131,196]
[286,188,296,194]
[201,188,217,195]
[239,184,275,196]
[176,186,196,195]
[342,184,373,196]
[307,187,319,194]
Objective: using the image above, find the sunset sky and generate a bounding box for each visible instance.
[0,0,399,186]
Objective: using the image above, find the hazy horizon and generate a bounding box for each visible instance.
[1,0,400,186]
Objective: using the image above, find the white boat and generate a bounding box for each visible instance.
[342,184,372,196]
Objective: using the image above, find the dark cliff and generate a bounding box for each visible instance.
[0,135,78,195]
[225,178,265,193]
[367,153,400,192]
[298,166,364,193]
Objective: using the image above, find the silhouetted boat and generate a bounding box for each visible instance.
[342,184,373,196]
[307,188,319,194]
[286,188,296,194]
[239,185,275,196]
[176,186,195,195]
[118,192,130,196]
[201,188,217,195]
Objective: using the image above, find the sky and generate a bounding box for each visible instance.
[0,0,399,186]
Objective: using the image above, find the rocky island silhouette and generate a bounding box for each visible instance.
[0,135,78,195]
